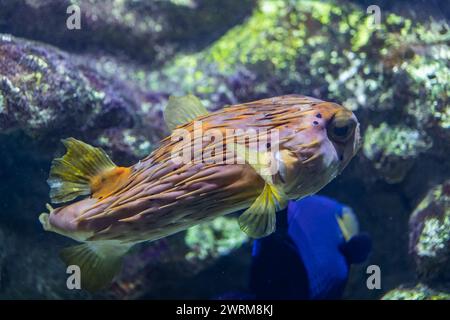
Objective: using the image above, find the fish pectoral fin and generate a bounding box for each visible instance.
[60,242,130,292]
[164,94,209,131]
[239,183,288,238]
[47,138,130,203]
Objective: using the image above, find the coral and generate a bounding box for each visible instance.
[409,180,450,285]
[185,216,248,261]
[382,283,450,300]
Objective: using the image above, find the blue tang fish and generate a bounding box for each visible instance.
[250,195,371,300]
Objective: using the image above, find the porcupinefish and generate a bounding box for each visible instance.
[39,94,360,291]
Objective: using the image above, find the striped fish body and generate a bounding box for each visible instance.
[39,94,360,291]
[47,95,359,243]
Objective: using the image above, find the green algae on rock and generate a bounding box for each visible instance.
[149,1,448,109]
[185,216,248,261]
[0,0,255,64]
[382,283,450,300]
[0,0,449,300]
[363,124,432,183]
[0,34,165,162]
[148,0,448,186]
[409,180,450,286]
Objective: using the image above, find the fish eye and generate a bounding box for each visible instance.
[328,116,356,143]
[333,124,350,137]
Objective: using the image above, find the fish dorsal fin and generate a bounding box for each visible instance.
[47,138,131,203]
[231,143,288,238]
[164,94,209,131]
[239,183,288,238]
[336,206,360,241]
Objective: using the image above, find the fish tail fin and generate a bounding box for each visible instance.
[47,138,131,203]
[60,242,130,292]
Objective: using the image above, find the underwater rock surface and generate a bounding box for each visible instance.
[149,0,449,188]
[0,0,255,64]
[385,180,450,300]
[409,180,450,286]
[382,283,450,300]
[0,0,448,299]
[0,34,167,162]
[105,220,250,299]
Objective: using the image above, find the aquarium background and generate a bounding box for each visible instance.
[0,0,449,299]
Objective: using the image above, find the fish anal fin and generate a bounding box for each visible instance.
[60,243,130,292]
[238,183,287,238]
[164,94,209,131]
